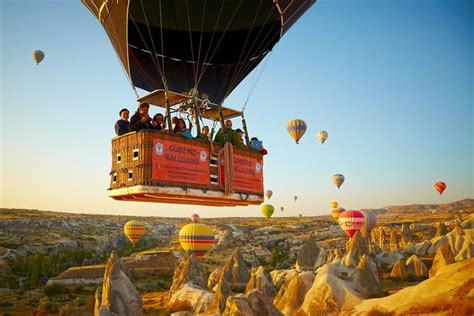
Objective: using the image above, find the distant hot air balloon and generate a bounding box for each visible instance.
[332,174,345,189]
[294,195,298,201]
[287,119,307,144]
[265,190,273,200]
[261,204,275,220]
[331,207,345,221]
[360,210,377,231]
[179,222,214,259]
[434,181,446,195]
[338,210,365,237]
[298,214,303,219]
[32,50,45,65]
[330,201,339,209]
[280,207,284,212]
[123,220,145,246]
[190,213,200,223]
[317,130,328,144]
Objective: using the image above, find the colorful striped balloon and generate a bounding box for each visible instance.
[123,220,145,246]
[338,210,365,237]
[287,119,307,144]
[434,181,446,195]
[179,223,214,259]
[317,130,328,144]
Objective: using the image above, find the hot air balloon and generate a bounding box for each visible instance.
[123,220,145,246]
[360,210,377,231]
[265,190,273,200]
[434,181,446,195]
[294,195,298,202]
[317,130,328,144]
[332,174,345,189]
[330,201,339,209]
[179,222,214,259]
[190,213,200,223]
[331,207,345,221]
[280,207,284,212]
[287,119,307,144]
[338,210,365,237]
[298,214,303,219]
[261,204,275,220]
[32,50,45,65]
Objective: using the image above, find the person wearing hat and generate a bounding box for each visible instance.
[115,108,130,136]
[235,128,245,146]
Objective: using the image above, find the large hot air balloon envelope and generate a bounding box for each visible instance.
[287,119,307,144]
[331,207,345,221]
[360,210,377,231]
[179,223,214,259]
[332,174,345,189]
[265,190,273,200]
[32,50,45,65]
[81,0,315,105]
[317,130,328,144]
[124,220,145,246]
[338,210,365,237]
[434,181,446,195]
[330,201,339,209]
[190,213,200,223]
[261,204,274,220]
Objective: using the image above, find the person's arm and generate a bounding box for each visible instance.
[116,121,128,135]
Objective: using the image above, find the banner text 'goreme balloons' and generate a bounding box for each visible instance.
[179,222,214,259]
[123,220,145,246]
[190,213,200,223]
[338,210,365,237]
[265,190,273,200]
[332,174,345,189]
[317,130,328,144]
[261,204,275,220]
[434,181,447,195]
[287,119,307,144]
[32,50,45,65]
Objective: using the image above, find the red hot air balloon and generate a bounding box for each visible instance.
[190,214,200,223]
[338,210,365,237]
[434,181,446,195]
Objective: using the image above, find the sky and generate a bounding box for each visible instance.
[1,0,473,217]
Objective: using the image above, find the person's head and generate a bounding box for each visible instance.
[202,126,209,135]
[225,119,232,129]
[138,102,150,116]
[176,118,186,130]
[119,108,129,120]
[250,137,259,142]
[171,117,178,124]
[236,128,243,139]
[153,113,164,124]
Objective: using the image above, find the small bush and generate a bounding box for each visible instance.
[43,283,66,297]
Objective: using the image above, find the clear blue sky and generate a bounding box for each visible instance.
[1,0,472,217]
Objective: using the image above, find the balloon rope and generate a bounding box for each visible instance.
[185,0,197,88]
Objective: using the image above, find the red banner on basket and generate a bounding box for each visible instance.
[218,152,263,193]
[152,139,210,185]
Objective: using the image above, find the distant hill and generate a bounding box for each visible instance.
[382,198,474,213]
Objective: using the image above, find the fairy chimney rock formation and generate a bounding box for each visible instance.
[170,251,207,295]
[406,254,428,278]
[353,255,384,298]
[273,271,314,315]
[296,237,322,271]
[429,244,455,278]
[343,231,368,267]
[390,259,408,280]
[95,251,143,316]
[435,223,448,237]
[220,248,250,292]
[245,266,276,298]
[389,229,401,251]
[401,223,415,248]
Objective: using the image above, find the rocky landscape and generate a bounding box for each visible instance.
[0,198,473,315]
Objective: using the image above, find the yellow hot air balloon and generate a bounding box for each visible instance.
[317,130,328,144]
[287,119,307,144]
[331,207,345,221]
[123,220,145,246]
[32,50,45,65]
[261,204,274,220]
[330,201,339,209]
[332,174,345,189]
[179,222,214,259]
[265,190,273,200]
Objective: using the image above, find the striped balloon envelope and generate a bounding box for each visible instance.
[287,119,307,144]
[338,210,365,237]
[123,220,145,246]
[434,181,446,195]
[179,223,214,259]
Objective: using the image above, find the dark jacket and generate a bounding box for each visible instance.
[129,111,152,132]
[115,119,130,136]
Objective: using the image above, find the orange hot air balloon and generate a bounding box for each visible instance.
[338,210,365,237]
[434,181,446,195]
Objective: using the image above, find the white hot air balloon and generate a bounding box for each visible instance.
[294,195,298,202]
[265,190,273,200]
[332,174,345,189]
[32,50,45,65]
[317,130,328,144]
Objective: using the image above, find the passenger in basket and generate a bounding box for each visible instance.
[173,118,192,139]
[250,137,268,155]
[151,113,164,131]
[115,108,130,136]
[197,125,210,140]
[171,117,178,131]
[213,120,244,148]
[235,128,245,146]
[129,102,152,131]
